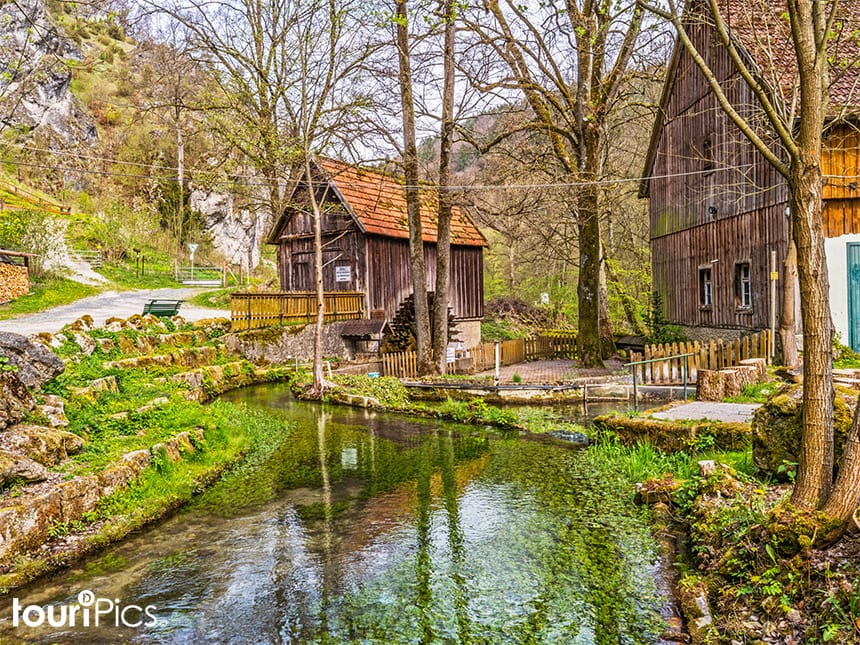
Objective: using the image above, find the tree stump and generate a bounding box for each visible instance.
[739,358,767,381]
[697,370,724,401]
[735,365,759,390]
[721,369,744,398]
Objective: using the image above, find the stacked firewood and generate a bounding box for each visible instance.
[0,263,29,303]
[383,292,460,352]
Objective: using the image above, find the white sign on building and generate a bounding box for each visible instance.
[335,265,351,282]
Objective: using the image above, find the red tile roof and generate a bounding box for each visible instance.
[318,158,487,247]
[706,0,860,111]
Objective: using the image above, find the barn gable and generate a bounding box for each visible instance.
[266,158,485,340]
[641,0,860,339]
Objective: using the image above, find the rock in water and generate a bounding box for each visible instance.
[0,332,65,388]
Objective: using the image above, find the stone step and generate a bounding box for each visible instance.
[103,345,223,371]
[168,361,255,401]
[113,330,211,357]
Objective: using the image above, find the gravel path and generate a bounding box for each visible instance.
[651,401,760,423]
[0,288,230,335]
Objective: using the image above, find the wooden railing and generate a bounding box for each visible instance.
[176,265,224,286]
[628,330,771,385]
[0,180,70,216]
[230,291,365,331]
[70,249,103,268]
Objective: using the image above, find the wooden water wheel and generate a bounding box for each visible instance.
[383,292,460,352]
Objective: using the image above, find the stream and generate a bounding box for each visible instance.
[0,384,670,644]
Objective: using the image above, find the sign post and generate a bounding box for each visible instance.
[188,243,198,281]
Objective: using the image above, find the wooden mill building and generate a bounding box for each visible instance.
[266,158,486,347]
[641,0,860,347]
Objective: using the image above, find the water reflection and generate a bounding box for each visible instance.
[0,385,665,644]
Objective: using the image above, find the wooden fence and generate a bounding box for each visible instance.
[230,291,365,331]
[176,265,224,287]
[0,180,70,216]
[628,330,771,385]
[382,351,419,379]
[382,330,578,378]
[71,249,103,268]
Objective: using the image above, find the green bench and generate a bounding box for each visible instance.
[142,299,183,317]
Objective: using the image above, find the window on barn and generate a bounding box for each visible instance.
[702,136,714,173]
[699,266,712,308]
[735,262,752,309]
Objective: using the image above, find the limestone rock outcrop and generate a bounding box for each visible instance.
[0,0,97,145]
[0,332,65,388]
[0,371,34,430]
[0,449,50,487]
[0,425,83,467]
[190,188,269,271]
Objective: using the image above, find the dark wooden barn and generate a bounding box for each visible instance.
[266,159,486,347]
[641,0,860,345]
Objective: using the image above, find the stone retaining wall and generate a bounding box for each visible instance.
[224,321,351,364]
[0,429,203,565]
[0,263,28,303]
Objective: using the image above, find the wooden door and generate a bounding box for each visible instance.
[848,243,860,350]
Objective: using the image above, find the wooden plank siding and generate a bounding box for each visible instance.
[822,124,860,236]
[647,18,790,331]
[365,235,484,321]
[651,204,789,329]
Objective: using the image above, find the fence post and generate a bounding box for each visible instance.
[683,354,688,400]
[494,341,500,386]
[632,364,638,412]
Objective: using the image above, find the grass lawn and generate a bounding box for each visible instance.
[0,275,100,319]
[187,287,236,309]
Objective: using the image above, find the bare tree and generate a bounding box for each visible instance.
[462,0,649,366]
[148,0,374,396]
[394,0,433,375]
[640,0,860,531]
[432,0,456,374]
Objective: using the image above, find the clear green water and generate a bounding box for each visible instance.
[0,384,668,644]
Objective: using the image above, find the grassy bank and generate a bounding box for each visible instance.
[0,317,296,591]
[0,275,99,319]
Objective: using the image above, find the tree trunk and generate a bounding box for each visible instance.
[598,245,615,357]
[577,128,604,367]
[788,160,834,510]
[306,159,325,397]
[820,397,860,531]
[395,0,432,375]
[780,238,799,368]
[432,0,456,375]
[176,111,184,247]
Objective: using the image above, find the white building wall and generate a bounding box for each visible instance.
[825,234,860,345]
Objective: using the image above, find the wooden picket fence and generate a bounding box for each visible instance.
[382,351,419,379]
[382,330,578,378]
[628,330,771,385]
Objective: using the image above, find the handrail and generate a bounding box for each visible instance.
[626,352,696,411]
